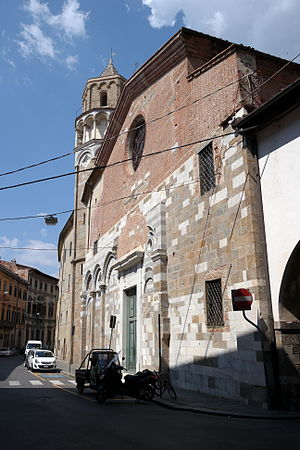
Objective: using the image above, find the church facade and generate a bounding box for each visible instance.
[56,28,300,408]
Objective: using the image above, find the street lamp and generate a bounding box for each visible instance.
[44,215,58,226]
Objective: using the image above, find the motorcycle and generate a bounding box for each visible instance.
[96,361,157,404]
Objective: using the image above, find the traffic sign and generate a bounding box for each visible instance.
[232,288,253,311]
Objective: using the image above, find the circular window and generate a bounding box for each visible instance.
[129,117,146,171]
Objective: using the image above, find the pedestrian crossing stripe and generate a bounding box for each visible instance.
[29,380,43,385]
[49,380,64,385]
[9,381,20,386]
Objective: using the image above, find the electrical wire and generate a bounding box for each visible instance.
[0,129,243,193]
[1,49,299,180]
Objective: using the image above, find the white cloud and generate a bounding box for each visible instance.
[17,239,58,269]
[0,236,58,272]
[0,236,20,248]
[18,0,89,67]
[141,0,300,58]
[1,47,16,68]
[205,11,226,37]
[65,54,78,70]
[19,23,56,58]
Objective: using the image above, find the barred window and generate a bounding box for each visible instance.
[206,278,224,327]
[199,143,215,195]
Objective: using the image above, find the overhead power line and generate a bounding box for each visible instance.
[1,49,299,181]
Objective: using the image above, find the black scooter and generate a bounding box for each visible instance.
[96,362,157,404]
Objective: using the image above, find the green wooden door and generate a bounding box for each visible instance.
[125,287,136,372]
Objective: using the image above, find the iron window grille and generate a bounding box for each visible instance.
[205,278,224,327]
[199,143,216,195]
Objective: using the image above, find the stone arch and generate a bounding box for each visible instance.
[93,264,101,290]
[84,271,92,292]
[144,267,154,293]
[279,240,300,321]
[103,252,116,286]
[78,151,92,167]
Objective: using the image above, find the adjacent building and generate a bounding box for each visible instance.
[56,28,300,409]
[0,260,58,350]
[233,78,300,409]
[0,263,28,348]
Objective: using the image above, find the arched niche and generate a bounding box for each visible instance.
[279,240,300,321]
[95,113,108,139]
[76,121,84,146]
[84,116,94,142]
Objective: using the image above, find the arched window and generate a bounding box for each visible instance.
[100,91,107,106]
[128,116,146,171]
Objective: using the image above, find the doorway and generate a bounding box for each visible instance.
[125,287,137,372]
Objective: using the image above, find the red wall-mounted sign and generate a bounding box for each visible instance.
[232,288,253,311]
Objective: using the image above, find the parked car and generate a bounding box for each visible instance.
[0,347,13,357]
[26,349,57,371]
[11,347,19,356]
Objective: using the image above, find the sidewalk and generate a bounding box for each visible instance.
[59,360,300,420]
[152,387,300,419]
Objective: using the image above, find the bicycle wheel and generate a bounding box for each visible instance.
[166,381,177,400]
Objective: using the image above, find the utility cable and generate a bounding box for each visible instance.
[1,48,299,180]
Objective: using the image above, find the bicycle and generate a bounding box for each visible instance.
[153,371,177,400]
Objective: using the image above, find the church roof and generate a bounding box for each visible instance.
[100,58,119,77]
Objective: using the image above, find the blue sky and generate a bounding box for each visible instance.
[0,0,299,277]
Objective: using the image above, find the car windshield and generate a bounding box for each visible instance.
[35,351,53,358]
[0,348,8,351]
[28,343,41,349]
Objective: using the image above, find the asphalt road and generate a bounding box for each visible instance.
[0,356,299,450]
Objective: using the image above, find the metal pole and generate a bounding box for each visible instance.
[242,310,271,408]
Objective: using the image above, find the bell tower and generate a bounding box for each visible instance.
[70,60,126,364]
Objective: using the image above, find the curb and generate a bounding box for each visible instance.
[152,399,300,420]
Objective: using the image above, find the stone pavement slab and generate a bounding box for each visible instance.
[152,387,300,419]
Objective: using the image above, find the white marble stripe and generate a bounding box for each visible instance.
[9,381,20,386]
[29,380,43,385]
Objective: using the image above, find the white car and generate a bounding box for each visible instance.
[0,347,13,357]
[26,349,57,371]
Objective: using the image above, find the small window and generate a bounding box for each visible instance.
[100,91,107,106]
[39,281,43,290]
[93,240,98,256]
[69,241,72,257]
[206,279,224,327]
[83,213,86,225]
[9,285,12,295]
[14,287,17,297]
[35,280,38,288]
[199,143,215,195]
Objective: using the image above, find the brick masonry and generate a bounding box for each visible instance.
[56,29,300,406]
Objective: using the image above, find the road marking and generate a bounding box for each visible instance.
[32,372,94,402]
[9,381,20,386]
[49,380,64,385]
[68,380,76,385]
[29,380,43,385]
